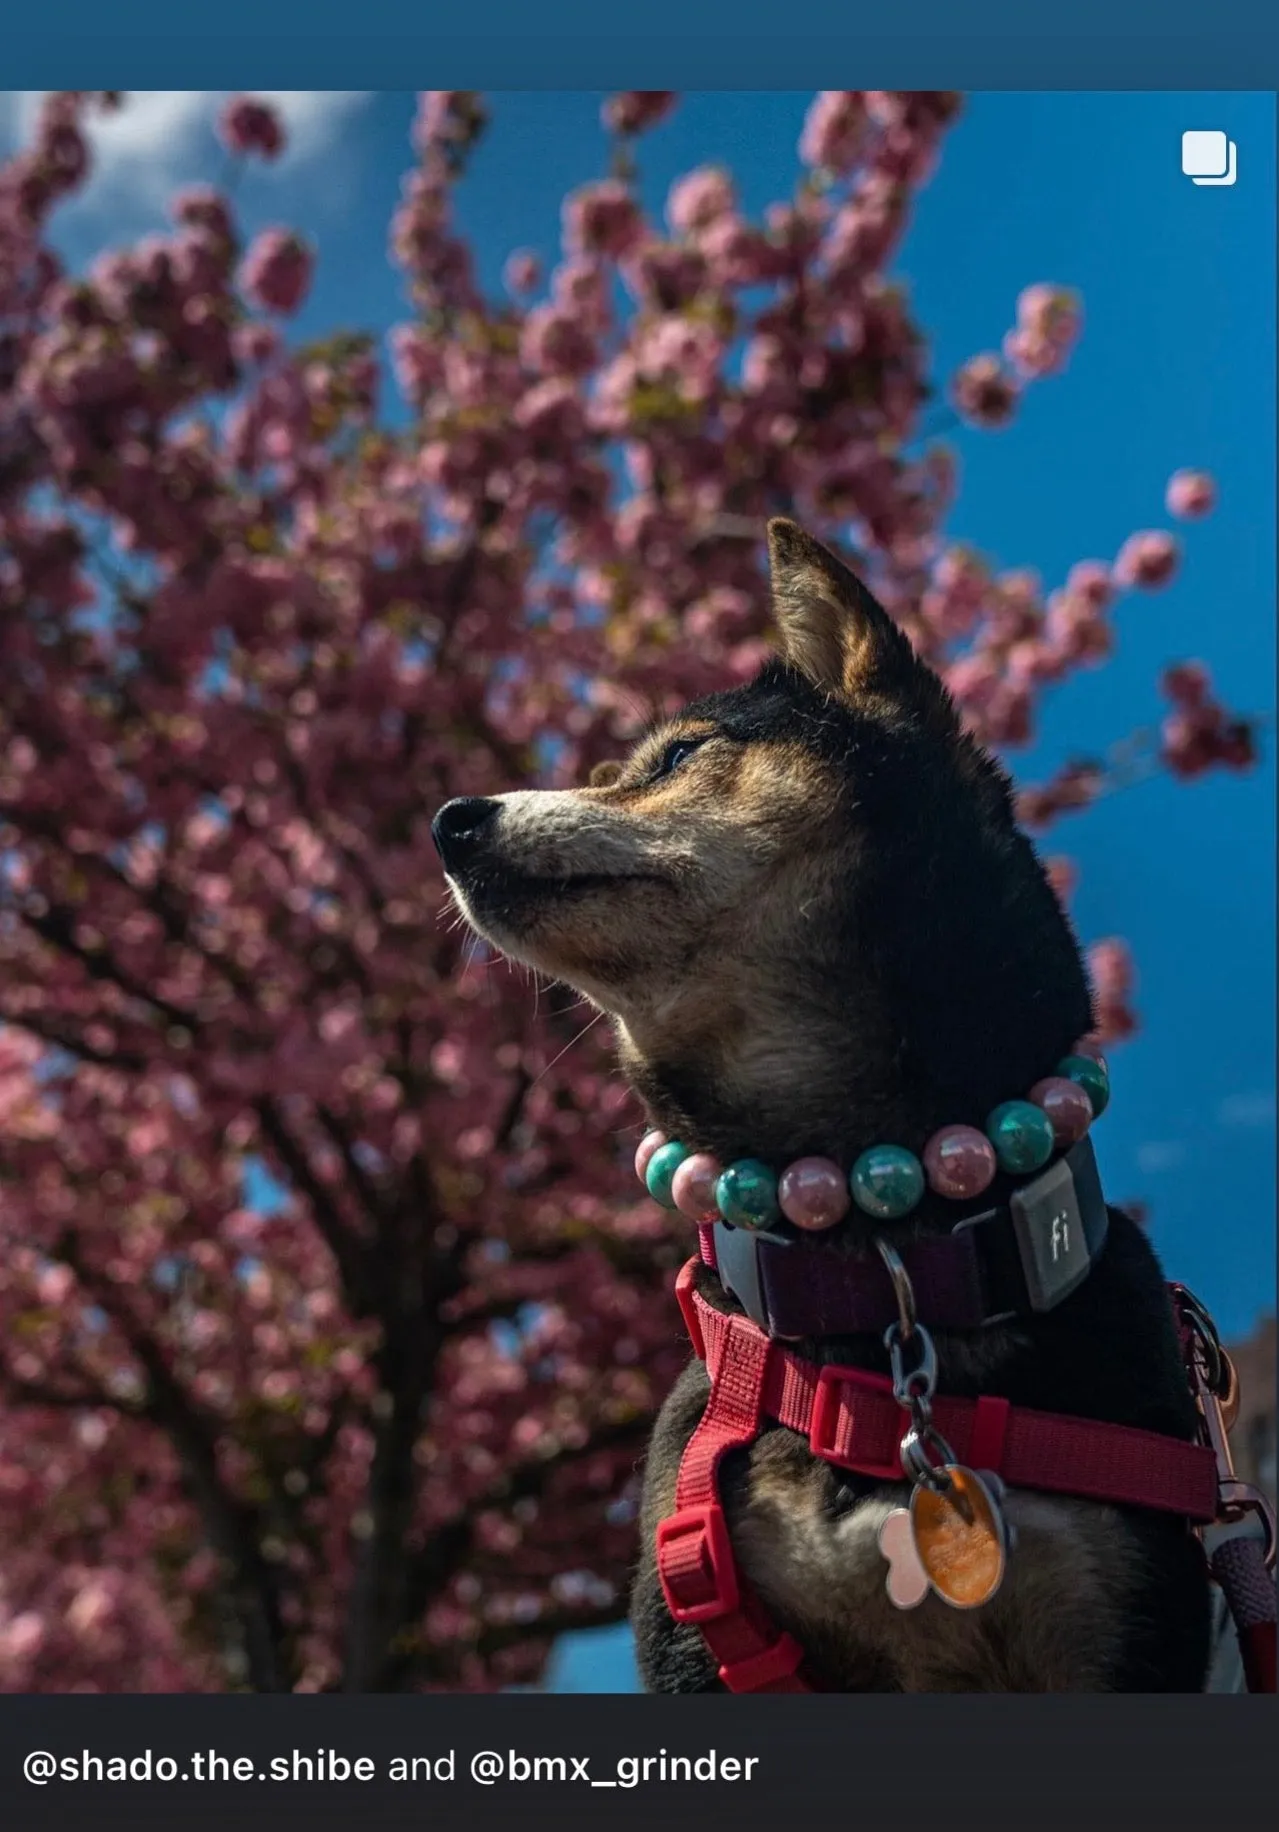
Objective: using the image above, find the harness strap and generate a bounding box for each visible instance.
[656,1296,819,1692]
[656,1258,1233,1693]
[1209,1535,1277,1694]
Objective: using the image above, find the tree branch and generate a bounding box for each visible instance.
[253,1097,373,1315]
[53,1238,292,1694]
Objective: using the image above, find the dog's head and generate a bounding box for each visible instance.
[435,519,1091,1163]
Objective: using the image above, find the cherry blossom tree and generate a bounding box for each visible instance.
[0,89,1258,1692]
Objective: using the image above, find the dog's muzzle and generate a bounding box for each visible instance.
[432,796,499,872]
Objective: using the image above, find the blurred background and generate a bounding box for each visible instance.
[0,90,1272,1693]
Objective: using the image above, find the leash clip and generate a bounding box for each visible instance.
[877,1238,958,1495]
[1171,1283,1276,1571]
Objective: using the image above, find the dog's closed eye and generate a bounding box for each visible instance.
[651,737,707,782]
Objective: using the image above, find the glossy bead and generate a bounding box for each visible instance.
[672,1151,724,1222]
[634,1130,667,1186]
[778,1157,850,1231]
[922,1125,997,1200]
[715,1159,781,1230]
[849,1145,924,1220]
[1029,1076,1094,1147]
[645,1140,689,1208]
[986,1100,1055,1175]
[1070,1038,1108,1071]
[1057,1054,1110,1118]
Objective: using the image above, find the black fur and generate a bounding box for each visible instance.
[437,517,1215,1692]
[626,658,1093,1191]
[626,653,1211,1693]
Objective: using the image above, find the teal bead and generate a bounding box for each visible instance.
[1057,1054,1110,1118]
[715,1159,781,1230]
[645,1140,689,1208]
[849,1144,924,1220]
[986,1100,1055,1175]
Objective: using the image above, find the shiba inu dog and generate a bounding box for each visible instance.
[433,518,1212,1692]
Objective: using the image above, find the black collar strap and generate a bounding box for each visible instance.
[708,1137,1109,1340]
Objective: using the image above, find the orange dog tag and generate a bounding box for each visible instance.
[909,1467,1007,1609]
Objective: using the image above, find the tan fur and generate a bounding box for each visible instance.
[768,517,961,741]
[447,736,854,1072]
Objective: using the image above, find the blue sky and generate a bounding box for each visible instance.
[3,90,1274,1694]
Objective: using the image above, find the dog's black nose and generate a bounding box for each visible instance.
[432,796,499,867]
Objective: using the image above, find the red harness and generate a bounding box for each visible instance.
[655,1255,1277,1694]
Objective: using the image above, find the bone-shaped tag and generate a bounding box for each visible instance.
[878,1508,930,1609]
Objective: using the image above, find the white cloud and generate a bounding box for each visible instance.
[1216,1089,1277,1130]
[1136,1140,1187,1174]
[0,91,372,219]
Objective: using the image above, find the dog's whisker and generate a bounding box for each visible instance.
[531,1008,607,1086]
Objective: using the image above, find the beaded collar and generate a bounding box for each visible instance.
[634,1042,1112,1340]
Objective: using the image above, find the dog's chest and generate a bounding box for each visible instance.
[724,1429,1138,1692]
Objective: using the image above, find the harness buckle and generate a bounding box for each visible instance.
[809,1364,910,1481]
[655,1503,740,1625]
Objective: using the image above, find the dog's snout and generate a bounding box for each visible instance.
[432,796,499,867]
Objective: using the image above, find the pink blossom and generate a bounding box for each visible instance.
[1045,856,1079,903]
[239,230,313,316]
[1016,282,1081,349]
[413,91,487,161]
[951,353,1019,428]
[602,92,676,136]
[219,97,285,160]
[1162,660,1211,707]
[699,215,779,287]
[666,166,735,238]
[1113,529,1179,590]
[503,249,541,294]
[172,186,234,242]
[1165,468,1216,519]
[552,259,611,334]
[1045,590,1113,666]
[1066,560,1113,611]
[800,91,868,173]
[1088,938,1138,1043]
[519,304,596,377]
[623,241,708,309]
[634,314,722,404]
[563,181,644,260]
[232,322,281,366]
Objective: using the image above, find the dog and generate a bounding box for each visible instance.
[433,517,1212,1692]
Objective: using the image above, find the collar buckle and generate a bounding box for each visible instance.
[711,1220,792,1336]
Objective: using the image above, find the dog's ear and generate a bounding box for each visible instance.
[589,760,623,788]
[767,517,952,720]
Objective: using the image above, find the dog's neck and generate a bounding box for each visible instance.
[616,984,881,1164]
[618,997,1073,1180]
[613,969,1090,1249]
[609,820,1090,1191]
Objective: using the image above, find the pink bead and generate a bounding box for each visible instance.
[1029,1077,1094,1146]
[1071,1038,1108,1072]
[778,1157,850,1231]
[672,1151,723,1221]
[634,1130,667,1185]
[922,1125,997,1200]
